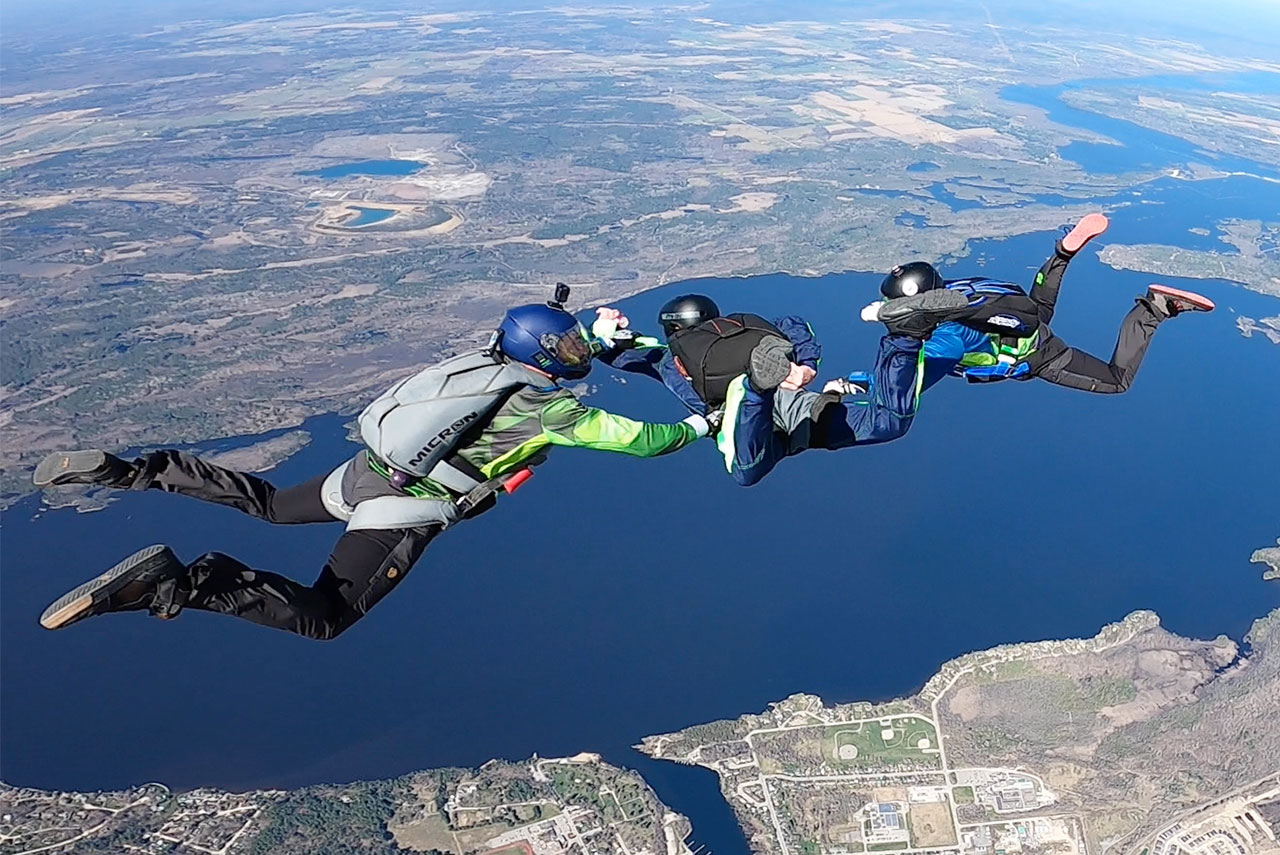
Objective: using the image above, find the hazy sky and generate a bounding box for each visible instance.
[3,0,1279,42]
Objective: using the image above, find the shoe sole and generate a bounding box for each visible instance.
[40,544,170,630]
[1062,213,1109,253]
[748,336,794,391]
[33,449,105,487]
[1150,284,1215,312]
[880,288,969,319]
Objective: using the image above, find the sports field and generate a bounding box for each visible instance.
[487,843,535,855]
[824,716,941,769]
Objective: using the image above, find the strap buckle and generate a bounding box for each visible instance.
[455,468,534,516]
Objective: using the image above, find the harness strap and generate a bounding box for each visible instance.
[963,361,1031,382]
[426,456,486,494]
[366,449,486,497]
[455,455,542,514]
[456,473,516,515]
[366,447,535,520]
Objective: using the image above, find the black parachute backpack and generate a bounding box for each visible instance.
[944,278,1043,338]
[668,313,789,407]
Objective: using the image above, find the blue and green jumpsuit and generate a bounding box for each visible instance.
[601,316,924,487]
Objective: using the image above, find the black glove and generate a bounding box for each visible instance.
[610,329,640,349]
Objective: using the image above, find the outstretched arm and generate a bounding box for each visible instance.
[591,306,666,381]
[539,396,705,457]
[657,355,709,416]
[597,340,666,379]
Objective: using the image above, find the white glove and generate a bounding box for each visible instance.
[592,307,629,347]
[822,377,868,396]
[860,301,882,322]
[592,316,619,346]
[681,414,711,438]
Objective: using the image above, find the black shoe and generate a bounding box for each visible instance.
[876,290,970,339]
[33,449,137,488]
[748,335,794,392]
[40,545,186,630]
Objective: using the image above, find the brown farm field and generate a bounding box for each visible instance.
[906,801,956,847]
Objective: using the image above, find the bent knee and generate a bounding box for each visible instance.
[305,618,354,641]
[870,414,914,443]
[1083,373,1131,394]
[298,600,360,641]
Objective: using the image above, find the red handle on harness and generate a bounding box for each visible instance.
[503,469,534,493]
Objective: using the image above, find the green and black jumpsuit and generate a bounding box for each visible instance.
[112,384,699,639]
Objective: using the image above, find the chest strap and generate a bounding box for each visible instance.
[427,457,486,494]
[366,450,486,497]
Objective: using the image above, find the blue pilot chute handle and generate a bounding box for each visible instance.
[845,371,874,404]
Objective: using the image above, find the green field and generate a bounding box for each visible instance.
[824,717,941,769]
[547,765,649,824]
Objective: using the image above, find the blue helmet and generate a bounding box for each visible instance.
[494,303,595,380]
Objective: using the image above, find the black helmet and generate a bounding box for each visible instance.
[881,262,944,299]
[658,294,720,337]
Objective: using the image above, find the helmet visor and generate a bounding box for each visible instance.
[540,324,596,370]
[660,308,703,329]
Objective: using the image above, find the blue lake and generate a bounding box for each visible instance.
[347,206,395,227]
[923,181,983,211]
[2,219,1279,855]
[298,159,424,179]
[1003,71,1280,178]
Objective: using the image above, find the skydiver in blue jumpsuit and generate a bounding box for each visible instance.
[593,295,825,415]
[591,291,971,486]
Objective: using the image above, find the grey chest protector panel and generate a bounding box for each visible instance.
[326,350,546,532]
[359,350,543,482]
